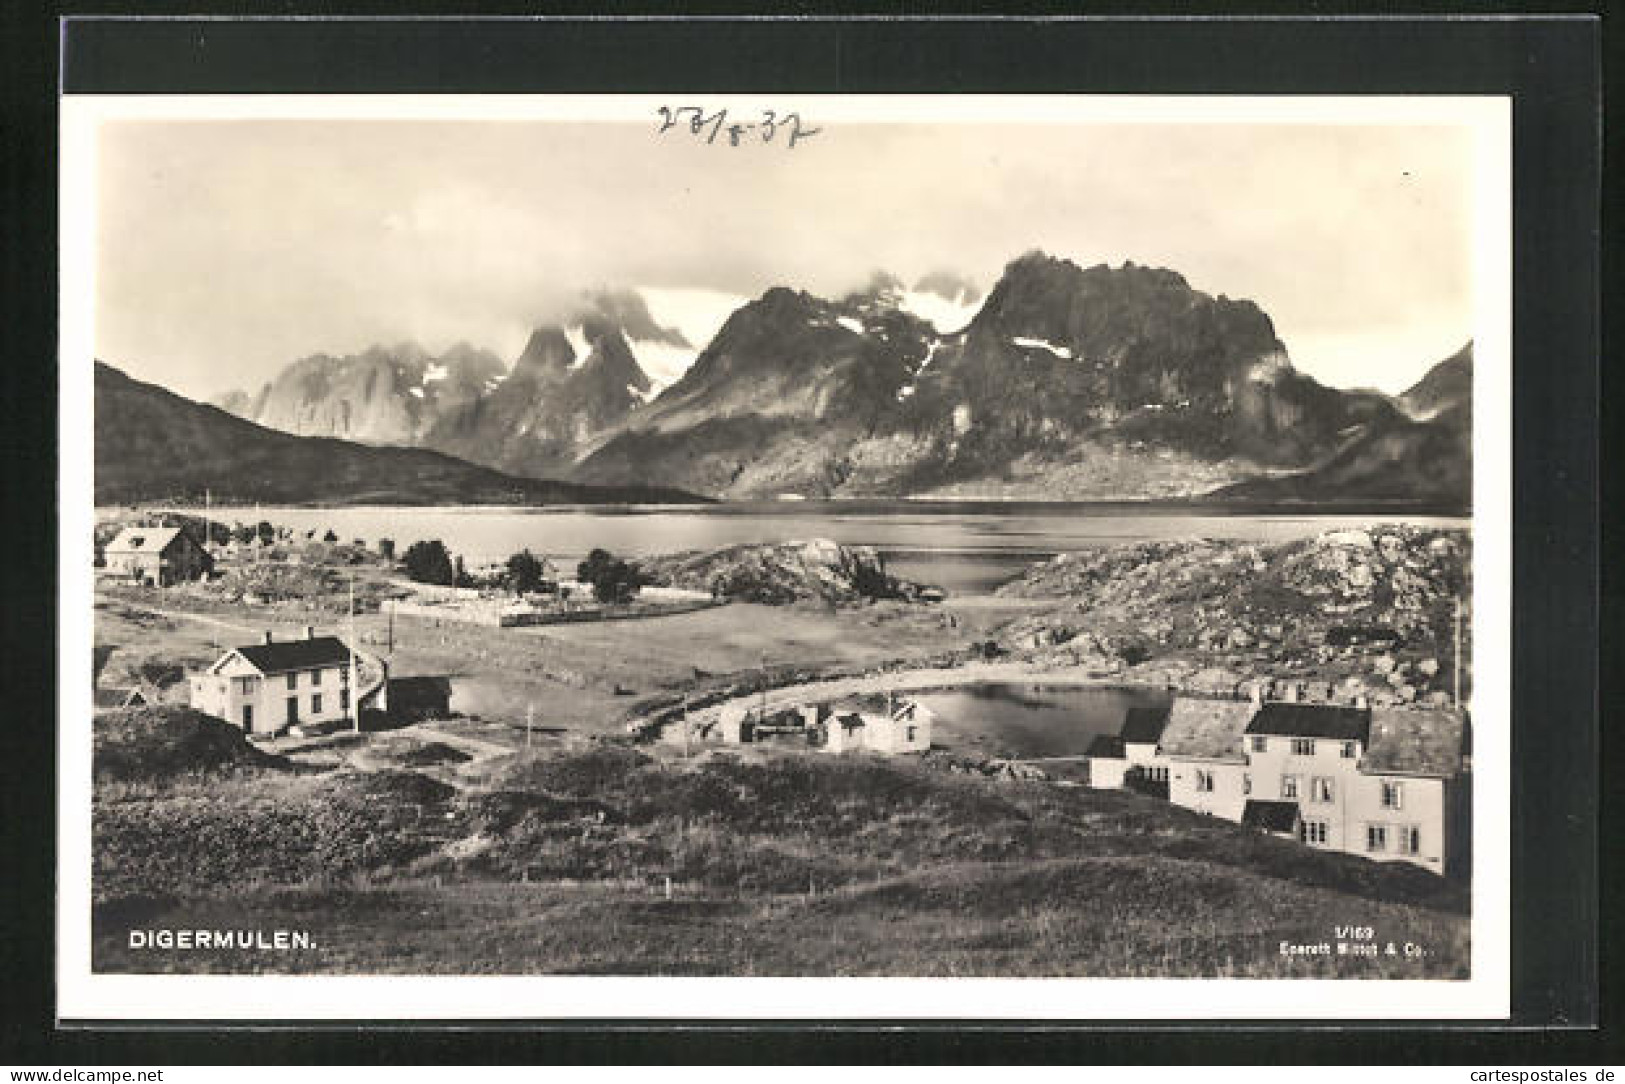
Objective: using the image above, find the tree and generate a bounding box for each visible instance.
[403,540,456,586]
[453,555,472,588]
[577,547,644,604]
[256,521,276,546]
[323,528,339,543]
[506,549,548,595]
[231,522,257,545]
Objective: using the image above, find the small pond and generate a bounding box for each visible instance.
[912,682,1172,760]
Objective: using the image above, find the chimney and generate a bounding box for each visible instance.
[1282,682,1299,704]
[262,631,274,645]
[1249,681,1264,707]
[305,625,316,640]
[1354,693,1369,710]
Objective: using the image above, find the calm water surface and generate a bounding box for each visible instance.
[915,682,1173,759]
[183,501,1466,596]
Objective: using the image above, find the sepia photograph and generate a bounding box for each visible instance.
[56,92,1512,1020]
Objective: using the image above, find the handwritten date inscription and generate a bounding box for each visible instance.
[656,107,821,149]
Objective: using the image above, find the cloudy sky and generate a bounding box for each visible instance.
[95,114,1480,400]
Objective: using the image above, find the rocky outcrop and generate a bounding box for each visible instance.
[994,525,1471,706]
[640,539,925,606]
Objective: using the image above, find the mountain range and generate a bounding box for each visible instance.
[186,253,1470,507]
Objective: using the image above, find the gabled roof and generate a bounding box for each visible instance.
[1242,799,1301,833]
[105,526,186,554]
[1086,734,1125,759]
[1157,697,1255,762]
[1121,703,1171,745]
[231,636,352,675]
[1245,702,1371,743]
[1360,708,1468,778]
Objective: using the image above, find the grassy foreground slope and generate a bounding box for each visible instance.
[93,710,1467,977]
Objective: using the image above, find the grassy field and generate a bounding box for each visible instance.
[91,710,1468,978]
[95,575,1029,737]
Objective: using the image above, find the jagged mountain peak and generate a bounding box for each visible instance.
[573,287,692,349]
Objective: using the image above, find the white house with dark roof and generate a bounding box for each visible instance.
[1156,690,1470,874]
[188,627,358,735]
[823,697,934,755]
[1084,703,1173,790]
[103,526,213,586]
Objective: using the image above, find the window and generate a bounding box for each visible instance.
[312,693,323,714]
[286,697,298,723]
[1147,765,1168,783]
[1341,741,1357,759]
[311,668,322,685]
[1242,773,1252,796]
[905,726,917,742]
[1366,824,1388,852]
[242,705,253,729]
[1380,781,1404,809]
[1196,770,1215,793]
[1398,825,1421,855]
[1280,775,1299,799]
[1300,821,1328,845]
[1291,738,1315,756]
[1251,736,1267,753]
[1310,776,1335,803]
[233,676,259,696]
[340,688,350,712]
[286,673,297,691]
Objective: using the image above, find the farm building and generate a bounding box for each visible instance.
[708,697,934,755]
[822,697,934,755]
[188,627,373,736]
[93,684,155,713]
[102,526,213,586]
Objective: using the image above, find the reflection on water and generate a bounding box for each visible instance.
[190,502,1467,597]
[915,682,1173,759]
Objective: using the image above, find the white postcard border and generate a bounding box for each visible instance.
[58,93,1511,1022]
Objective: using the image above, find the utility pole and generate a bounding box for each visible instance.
[526,703,534,748]
[349,575,359,733]
[387,598,395,657]
[1453,594,1464,709]
[759,650,768,724]
[682,705,690,759]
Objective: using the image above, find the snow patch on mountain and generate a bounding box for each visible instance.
[564,325,593,370]
[422,363,448,384]
[836,316,865,335]
[899,289,980,334]
[629,338,698,394]
[1012,336,1074,359]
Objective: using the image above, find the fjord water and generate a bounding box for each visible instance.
[207,501,1467,596]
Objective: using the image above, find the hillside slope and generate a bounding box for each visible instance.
[94,361,701,506]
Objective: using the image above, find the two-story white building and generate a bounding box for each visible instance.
[1156,691,1469,874]
[188,628,357,736]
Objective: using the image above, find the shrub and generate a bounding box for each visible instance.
[578,548,645,604]
[403,540,456,586]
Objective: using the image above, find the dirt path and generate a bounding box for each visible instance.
[406,723,515,763]
[96,593,262,635]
